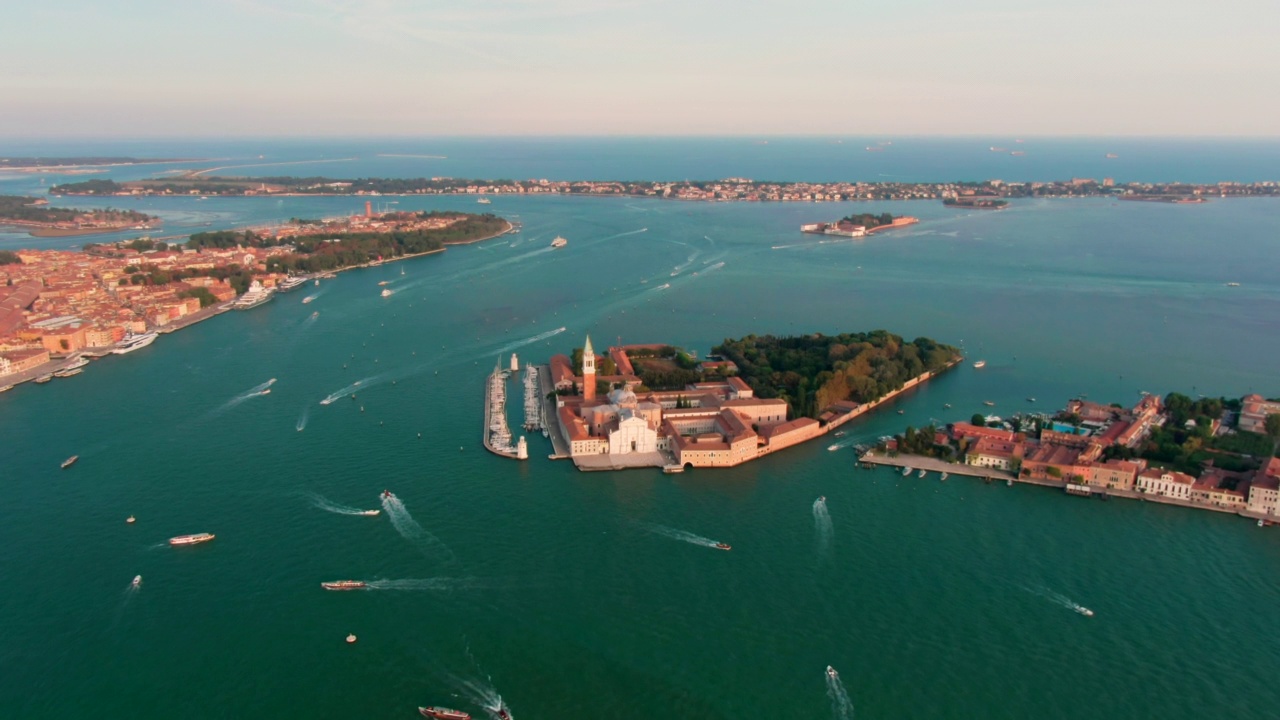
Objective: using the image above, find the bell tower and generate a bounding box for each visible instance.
[582,335,596,401]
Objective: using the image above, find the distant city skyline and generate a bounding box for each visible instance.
[1,0,1276,137]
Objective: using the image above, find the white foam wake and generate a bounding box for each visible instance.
[212,378,277,414]
[381,494,454,560]
[364,577,477,591]
[307,493,374,516]
[490,326,567,357]
[813,498,833,552]
[1023,585,1094,617]
[296,406,309,431]
[826,667,854,719]
[319,375,379,405]
[643,523,724,549]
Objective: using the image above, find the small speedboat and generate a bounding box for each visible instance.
[126,515,136,524]
[61,455,79,469]
[940,472,949,481]
[419,708,472,720]
[321,580,367,591]
[827,665,839,679]
[973,360,987,369]
[1077,607,1095,618]
[818,496,826,503]
[358,509,381,517]
[983,401,996,407]
[827,444,840,452]
[833,431,846,437]
[902,467,912,476]
[714,542,732,551]
[132,575,142,587]
[382,490,393,500]
[918,469,927,478]
[169,533,215,546]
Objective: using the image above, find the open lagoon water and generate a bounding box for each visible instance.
[1,138,1279,719]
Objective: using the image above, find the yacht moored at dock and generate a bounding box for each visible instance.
[169,533,215,546]
[233,280,275,310]
[276,276,307,292]
[113,331,158,354]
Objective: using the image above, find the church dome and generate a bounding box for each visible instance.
[608,387,637,406]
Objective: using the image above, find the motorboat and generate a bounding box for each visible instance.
[302,296,314,304]
[1077,607,1095,618]
[714,542,732,551]
[378,281,390,286]
[276,276,307,292]
[983,401,996,407]
[918,469,927,478]
[551,236,568,248]
[973,360,986,369]
[358,509,381,516]
[54,367,84,378]
[476,197,491,204]
[940,472,949,481]
[832,431,845,437]
[902,466,912,476]
[321,581,367,591]
[34,374,53,384]
[382,490,393,500]
[818,496,826,503]
[827,665,839,679]
[419,708,472,720]
[132,575,142,587]
[126,515,136,524]
[61,455,79,468]
[380,289,393,297]
[168,533,215,546]
[827,444,840,452]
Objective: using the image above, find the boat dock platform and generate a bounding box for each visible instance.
[858,450,1017,483]
[483,365,521,459]
[533,364,571,459]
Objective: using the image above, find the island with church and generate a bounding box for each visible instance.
[489,331,962,472]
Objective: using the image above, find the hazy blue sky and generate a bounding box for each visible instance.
[1,0,1274,136]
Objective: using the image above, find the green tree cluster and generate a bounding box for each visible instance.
[714,331,959,419]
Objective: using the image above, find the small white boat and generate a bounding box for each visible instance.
[477,197,491,204]
[358,509,381,517]
[1077,607,1095,618]
[380,289,392,297]
[902,466,912,476]
[827,444,840,452]
[61,455,79,469]
[126,515,136,524]
[940,472,948,481]
[973,360,986,369]
[551,236,568,248]
[918,469,927,478]
[827,665,839,679]
[132,575,142,587]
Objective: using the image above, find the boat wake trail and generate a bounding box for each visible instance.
[489,326,567,357]
[364,577,479,591]
[381,494,454,561]
[212,378,277,414]
[301,288,325,304]
[319,375,380,405]
[1023,585,1095,617]
[671,250,702,276]
[813,497,834,553]
[448,674,512,720]
[826,667,854,719]
[296,406,309,431]
[642,523,724,549]
[307,493,375,516]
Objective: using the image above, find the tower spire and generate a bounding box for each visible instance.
[582,334,597,401]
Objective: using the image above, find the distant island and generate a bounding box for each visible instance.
[866,391,1280,525]
[47,176,1280,203]
[539,331,961,471]
[801,212,920,237]
[0,194,157,236]
[0,157,195,171]
[943,197,1009,210]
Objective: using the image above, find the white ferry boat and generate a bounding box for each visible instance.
[113,332,158,355]
[169,533,215,546]
[551,236,568,248]
[233,281,275,310]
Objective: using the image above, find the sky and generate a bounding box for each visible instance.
[0,0,1275,137]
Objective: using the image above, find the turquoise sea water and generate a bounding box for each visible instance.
[2,141,1279,719]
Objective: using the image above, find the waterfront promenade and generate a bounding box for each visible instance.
[862,450,1280,524]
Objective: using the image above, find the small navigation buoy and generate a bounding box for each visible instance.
[460,446,464,451]
[126,515,136,524]
[346,634,357,644]
[417,433,422,438]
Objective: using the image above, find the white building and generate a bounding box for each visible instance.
[1136,469,1194,501]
